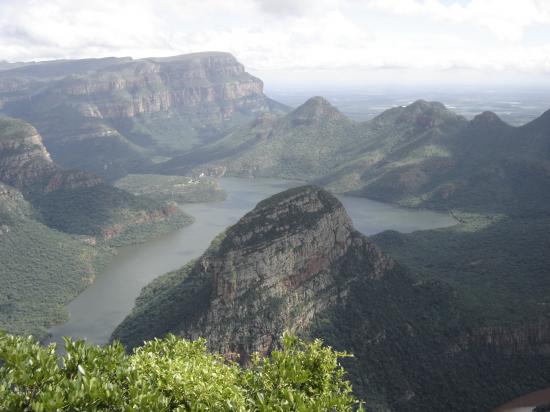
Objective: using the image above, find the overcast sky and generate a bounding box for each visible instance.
[1,0,549,89]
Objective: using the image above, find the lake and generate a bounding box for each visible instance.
[48,177,456,346]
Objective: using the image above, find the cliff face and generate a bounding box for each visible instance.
[0,118,56,187]
[463,320,550,355]
[1,53,286,179]
[0,117,104,192]
[114,185,550,411]
[113,186,396,357]
[58,53,269,121]
[187,186,393,360]
[0,116,187,241]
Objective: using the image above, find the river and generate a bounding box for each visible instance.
[48,177,456,346]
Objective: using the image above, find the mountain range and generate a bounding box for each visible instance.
[157,96,550,215]
[0,52,287,180]
[2,52,550,411]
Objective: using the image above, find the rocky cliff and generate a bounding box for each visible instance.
[112,186,396,354]
[0,116,188,241]
[1,52,287,179]
[0,117,56,187]
[58,53,270,121]
[186,186,393,361]
[113,185,550,411]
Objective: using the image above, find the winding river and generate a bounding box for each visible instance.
[48,177,456,346]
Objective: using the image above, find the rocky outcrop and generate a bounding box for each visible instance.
[58,53,270,121]
[187,186,393,360]
[0,117,104,192]
[113,186,396,359]
[112,185,550,411]
[0,119,55,187]
[0,116,189,241]
[1,52,286,179]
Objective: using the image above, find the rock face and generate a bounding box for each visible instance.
[113,185,395,357]
[114,185,550,411]
[0,118,56,187]
[0,52,287,179]
[0,116,186,240]
[55,53,270,121]
[186,186,392,360]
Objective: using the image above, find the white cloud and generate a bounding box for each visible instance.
[365,0,550,41]
[0,0,549,85]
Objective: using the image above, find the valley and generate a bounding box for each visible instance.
[48,177,455,346]
[1,51,550,411]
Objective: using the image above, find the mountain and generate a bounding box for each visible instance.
[0,116,189,242]
[0,52,287,180]
[155,96,365,178]
[113,186,550,411]
[158,98,550,215]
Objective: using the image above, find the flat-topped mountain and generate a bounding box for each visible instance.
[0,52,287,180]
[113,185,550,411]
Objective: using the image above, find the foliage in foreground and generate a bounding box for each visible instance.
[0,332,362,411]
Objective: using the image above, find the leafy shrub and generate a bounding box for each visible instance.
[0,331,362,411]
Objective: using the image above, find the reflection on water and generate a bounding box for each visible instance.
[48,177,456,346]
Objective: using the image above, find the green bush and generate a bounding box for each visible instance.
[0,331,362,411]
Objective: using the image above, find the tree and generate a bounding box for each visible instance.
[0,331,363,411]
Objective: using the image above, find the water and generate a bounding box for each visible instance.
[47,177,456,346]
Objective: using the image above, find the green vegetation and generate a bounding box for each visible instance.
[158,99,550,217]
[0,332,361,411]
[114,174,226,203]
[0,184,112,339]
[0,115,195,340]
[373,213,550,326]
[0,183,191,339]
[1,53,283,181]
[30,183,193,240]
[156,97,367,179]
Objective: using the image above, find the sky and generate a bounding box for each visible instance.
[1,0,550,90]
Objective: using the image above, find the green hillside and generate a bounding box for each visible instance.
[0,183,110,339]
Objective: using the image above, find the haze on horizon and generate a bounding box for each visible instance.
[1,0,550,91]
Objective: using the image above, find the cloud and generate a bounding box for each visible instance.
[0,0,548,84]
[365,0,550,41]
[253,0,344,16]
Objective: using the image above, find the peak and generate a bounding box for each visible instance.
[304,96,332,106]
[218,185,351,252]
[289,97,348,124]
[405,100,448,113]
[470,111,507,128]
